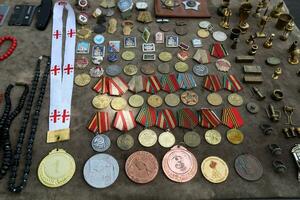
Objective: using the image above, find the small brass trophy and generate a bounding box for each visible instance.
[256,8,271,38]
[253,0,264,18]
[238,0,253,34]
[288,47,300,65]
[219,7,232,29]
[280,21,295,41]
[263,33,275,48]
[270,1,284,18]
[217,0,231,16]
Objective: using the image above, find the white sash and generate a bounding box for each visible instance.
[48,1,76,137]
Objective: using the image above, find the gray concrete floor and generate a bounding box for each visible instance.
[285,0,300,26]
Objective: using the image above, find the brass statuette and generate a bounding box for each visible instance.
[219,7,232,29]
[263,33,275,48]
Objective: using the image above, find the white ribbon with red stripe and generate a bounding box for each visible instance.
[49,1,76,132]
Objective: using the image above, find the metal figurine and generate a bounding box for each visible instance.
[246,34,256,44]
[238,0,253,33]
[263,33,275,48]
[283,106,296,126]
[248,44,258,55]
[270,1,284,18]
[231,38,239,49]
[253,0,264,18]
[266,104,281,122]
[219,7,232,29]
[272,67,282,79]
[217,0,230,16]
[288,41,298,53]
[252,86,265,100]
[256,8,271,38]
[288,46,300,65]
[280,21,295,41]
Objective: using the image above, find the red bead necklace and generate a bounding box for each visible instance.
[0,36,17,61]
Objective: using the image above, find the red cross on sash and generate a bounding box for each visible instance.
[203,74,222,92]
[145,75,162,94]
[156,109,177,130]
[210,43,228,59]
[93,76,109,94]
[177,108,198,129]
[67,29,76,38]
[87,112,110,133]
[53,30,62,39]
[108,76,128,96]
[50,109,61,123]
[51,65,60,76]
[63,64,74,75]
[161,74,180,93]
[222,107,244,128]
[136,105,157,127]
[223,74,243,92]
[199,108,221,128]
[113,110,136,132]
[128,75,146,93]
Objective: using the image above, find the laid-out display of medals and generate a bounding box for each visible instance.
[138,129,157,147]
[91,134,111,152]
[117,134,135,151]
[201,156,229,184]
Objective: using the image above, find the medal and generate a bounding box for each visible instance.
[77,27,92,39]
[145,75,161,94]
[141,64,155,75]
[158,51,172,62]
[210,43,228,59]
[87,112,110,133]
[111,97,127,110]
[74,73,91,87]
[197,29,210,38]
[222,107,244,129]
[201,156,229,183]
[158,63,170,74]
[158,131,176,148]
[193,64,209,77]
[181,90,198,106]
[117,134,134,150]
[177,108,198,129]
[156,109,177,130]
[93,76,109,94]
[38,149,75,188]
[177,73,197,90]
[203,74,222,92]
[205,129,222,145]
[175,61,189,73]
[184,131,201,148]
[75,56,89,69]
[108,76,129,96]
[89,66,104,78]
[160,74,180,93]
[227,93,243,107]
[123,64,138,76]
[128,75,146,93]
[223,74,243,92]
[93,34,105,44]
[121,50,135,61]
[128,94,144,108]
[226,128,244,145]
[113,110,136,132]
[235,154,263,181]
[138,129,157,147]
[165,93,180,107]
[207,93,223,106]
[216,58,231,72]
[147,95,163,108]
[199,108,221,129]
[91,134,111,152]
[92,94,110,109]
[213,31,227,42]
[106,65,122,76]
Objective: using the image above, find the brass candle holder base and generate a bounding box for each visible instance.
[256,31,266,38]
[288,58,299,65]
[239,23,250,34]
[220,21,230,29]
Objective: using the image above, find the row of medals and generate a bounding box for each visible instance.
[37,6,249,189]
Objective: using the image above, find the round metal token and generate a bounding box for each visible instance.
[175,62,189,72]
[158,63,170,74]
[160,23,173,32]
[201,156,229,184]
[158,131,176,148]
[141,64,155,75]
[213,31,227,42]
[226,129,244,145]
[266,57,281,66]
[228,93,243,107]
[138,129,157,147]
[216,59,231,72]
[205,129,221,145]
[117,134,134,151]
[175,26,188,36]
[111,97,127,111]
[91,134,111,152]
[74,73,91,87]
[197,29,210,38]
[184,131,201,148]
[38,149,76,188]
[122,51,135,61]
[92,95,111,109]
[83,154,119,188]
[125,151,159,184]
[199,21,211,29]
[235,154,263,181]
[147,95,163,108]
[106,65,122,76]
[207,93,223,106]
[181,91,198,106]
[193,64,209,76]
[123,64,138,76]
[93,34,105,44]
[158,52,172,62]
[246,102,260,114]
[75,56,89,69]
[165,93,180,107]
[128,94,144,108]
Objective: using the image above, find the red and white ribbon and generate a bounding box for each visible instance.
[113,110,136,132]
[87,112,110,133]
[156,109,177,130]
[93,76,109,94]
[48,1,76,133]
[108,76,128,96]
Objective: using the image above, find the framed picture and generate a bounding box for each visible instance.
[142,43,155,52]
[124,36,137,48]
[92,45,105,58]
[108,41,120,52]
[76,41,90,54]
[143,53,156,61]
[166,35,179,48]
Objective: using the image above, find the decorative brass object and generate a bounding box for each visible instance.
[283,106,296,126]
[238,0,253,34]
[252,86,265,100]
[217,0,230,16]
[246,34,256,44]
[253,0,264,18]
[248,44,258,55]
[276,13,293,30]
[256,8,271,38]
[270,1,284,18]
[266,104,281,122]
[280,21,294,41]
[263,33,275,48]
[219,7,232,29]
[288,41,298,53]
[288,47,300,65]
[272,67,282,79]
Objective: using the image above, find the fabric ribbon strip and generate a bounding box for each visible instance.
[113,110,136,132]
[203,74,222,92]
[156,109,177,130]
[48,1,76,140]
[136,105,156,128]
[222,107,244,128]
[128,75,146,93]
[108,76,128,96]
[145,75,162,94]
[161,74,180,93]
[199,108,221,128]
[87,112,110,133]
[93,76,109,93]
[177,108,198,129]
[177,73,197,90]
[210,43,228,58]
[223,74,243,92]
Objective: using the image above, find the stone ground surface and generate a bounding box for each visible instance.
[0,0,300,199]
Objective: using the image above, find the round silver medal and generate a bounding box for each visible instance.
[193,64,209,76]
[106,65,122,76]
[213,31,227,42]
[83,154,119,188]
[91,134,111,152]
[198,21,211,29]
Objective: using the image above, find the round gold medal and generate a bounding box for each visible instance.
[165,93,180,107]
[226,129,244,145]
[92,94,110,109]
[228,93,243,107]
[175,62,189,72]
[158,131,176,148]
[197,29,210,38]
[141,64,155,75]
[123,64,138,76]
[122,51,135,61]
[147,95,163,108]
[77,27,92,39]
[74,73,91,87]
[128,94,144,108]
[138,129,157,147]
[201,156,229,184]
[207,93,223,106]
[111,97,127,110]
[205,129,222,145]
[158,52,172,62]
[38,149,76,188]
[181,91,198,106]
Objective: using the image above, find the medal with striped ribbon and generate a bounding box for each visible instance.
[210,43,228,59]
[199,108,221,128]
[108,76,128,96]
[177,108,198,129]
[222,107,244,128]
[161,74,180,93]
[87,112,110,133]
[128,75,146,93]
[223,74,243,92]
[203,74,222,92]
[113,110,136,132]
[145,75,162,94]
[177,73,197,90]
[136,105,157,127]
[93,76,109,94]
[156,109,177,130]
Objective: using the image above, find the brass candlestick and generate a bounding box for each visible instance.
[270,1,284,18]
[220,7,232,29]
[246,34,256,44]
[249,44,259,55]
[217,0,231,16]
[238,0,253,34]
[253,0,264,18]
[288,41,298,53]
[280,21,295,41]
[263,33,275,48]
[288,48,300,65]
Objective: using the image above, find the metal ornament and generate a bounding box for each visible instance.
[138,129,157,147]
[193,64,209,76]
[219,7,232,29]
[182,0,200,10]
[91,134,111,152]
[235,154,263,181]
[117,134,134,150]
[158,131,176,148]
[201,156,229,183]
